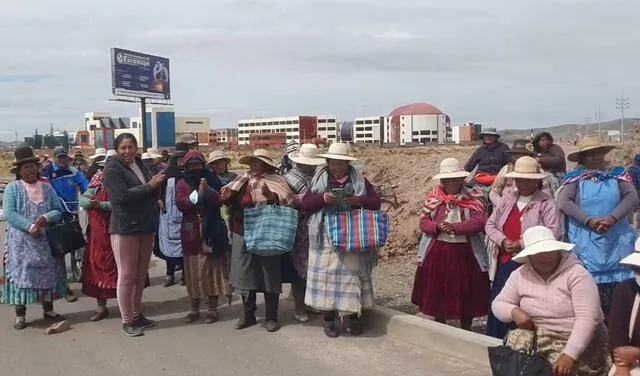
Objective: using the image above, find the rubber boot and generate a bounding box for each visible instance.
[264,293,281,333]
[235,290,257,330]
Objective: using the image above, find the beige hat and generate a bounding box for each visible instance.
[289,144,326,166]
[206,150,230,166]
[142,148,162,161]
[432,158,470,180]
[239,149,279,169]
[504,156,546,180]
[567,138,616,163]
[318,142,358,161]
[620,238,640,268]
[512,226,575,263]
[178,133,198,145]
[90,148,107,160]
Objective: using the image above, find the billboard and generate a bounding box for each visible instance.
[111,48,170,99]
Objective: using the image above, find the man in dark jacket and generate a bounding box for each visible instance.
[464,128,511,176]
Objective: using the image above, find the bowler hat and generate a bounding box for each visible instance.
[13,147,40,166]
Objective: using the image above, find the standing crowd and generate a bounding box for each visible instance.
[5,129,640,375]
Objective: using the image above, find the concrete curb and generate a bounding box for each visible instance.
[367,306,501,366]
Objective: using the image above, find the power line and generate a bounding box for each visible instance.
[616,89,630,143]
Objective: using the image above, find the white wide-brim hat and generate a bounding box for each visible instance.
[289,144,326,166]
[432,157,470,180]
[512,226,575,263]
[318,142,358,161]
[239,149,280,169]
[206,150,231,166]
[90,148,108,160]
[504,156,547,180]
[620,238,640,268]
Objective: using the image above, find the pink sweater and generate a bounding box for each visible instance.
[491,253,603,360]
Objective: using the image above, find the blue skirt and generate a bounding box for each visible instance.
[486,260,520,339]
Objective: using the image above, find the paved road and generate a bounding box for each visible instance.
[0,224,489,376]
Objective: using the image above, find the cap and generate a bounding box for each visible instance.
[53,148,68,158]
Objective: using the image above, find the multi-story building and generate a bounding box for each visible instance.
[175,116,210,146]
[385,103,451,145]
[353,116,384,144]
[237,115,337,147]
[84,112,130,149]
[209,128,239,149]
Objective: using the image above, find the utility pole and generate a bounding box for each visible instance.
[594,108,603,141]
[616,89,630,143]
[584,117,592,139]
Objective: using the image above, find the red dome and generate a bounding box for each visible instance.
[388,103,443,117]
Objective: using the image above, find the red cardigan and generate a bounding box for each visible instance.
[175,179,220,255]
[419,205,486,237]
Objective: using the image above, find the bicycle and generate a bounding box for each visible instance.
[58,198,86,283]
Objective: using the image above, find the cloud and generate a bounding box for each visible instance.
[0,0,638,139]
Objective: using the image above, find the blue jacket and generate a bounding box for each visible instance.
[41,163,89,213]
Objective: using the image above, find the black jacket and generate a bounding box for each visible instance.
[464,141,510,175]
[102,156,159,235]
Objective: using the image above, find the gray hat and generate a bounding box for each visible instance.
[53,147,68,158]
[178,133,198,144]
[479,128,501,139]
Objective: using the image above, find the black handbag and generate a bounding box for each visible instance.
[47,220,86,258]
[487,328,553,376]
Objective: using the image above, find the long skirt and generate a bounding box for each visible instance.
[305,235,375,315]
[82,220,117,300]
[486,260,521,339]
[411,240,489,320]
[184,253,231,299]
[229,233,282,294]
[506,324,611,376]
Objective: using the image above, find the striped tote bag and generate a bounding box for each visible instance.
[324,208,390,253]
[243,205,298,256]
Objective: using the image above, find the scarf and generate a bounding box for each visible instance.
[226,172,293,206]
[283,166,313,194]
[562,165,631,186]
[307,165,367,252]
[89,169,104,188]
[216,171,238,186]
[422,185,485,218]
[181,168,223,192]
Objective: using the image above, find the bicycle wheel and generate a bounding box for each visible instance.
[70,247,85,283]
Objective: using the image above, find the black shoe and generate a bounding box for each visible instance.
[89,309,109,322]
[122,324,144,337]
[133,314,157,329]
[348,318,364,336]
[43,311,66,322]
[324,321,339,338]
[163,276,175,287]
[265,319,281,333]
[234,314,257,330]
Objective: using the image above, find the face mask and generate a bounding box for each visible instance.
[189,190,199,205]
[635,275,640,286]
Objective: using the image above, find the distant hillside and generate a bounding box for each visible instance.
[499,118,640,141]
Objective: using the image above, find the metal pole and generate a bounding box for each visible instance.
[140,97,147,151]
[594,109,603,141]
[616,89,630,143]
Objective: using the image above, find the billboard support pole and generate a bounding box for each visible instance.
[140,97,147,151]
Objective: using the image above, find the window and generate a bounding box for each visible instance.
[356,127,364,131]
[328,126,336,131]
[293,120,299,124]
[279,121,286,125]
[293,127,299,132]
[365,126,372,131]
[286,120,293,125]
[431,130,437,135]
[318,127,326,131]
[373,119,380,124]
[328,134,336,138]
[356,120,364,125]
[186,121,203,124]
[365,133,372,138]
[328,119,335,123]
[412,131,419,135]
[420,130,428,135]
[318,119,327,123]
[365,120,373,124]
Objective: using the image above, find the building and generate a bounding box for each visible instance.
[237,115,337,147]
[338,121,354,142]
[451,123,482,145]
[209,128,238,149]
[84,112,131,150]
[353,116,384,144]
[130,108,208,148]
[385,103,451,145]
[175,116,210,146]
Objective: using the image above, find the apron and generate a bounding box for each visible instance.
[158,177,183,258]
[567,178,635,284]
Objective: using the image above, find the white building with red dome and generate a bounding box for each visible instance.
[385,103,451,145]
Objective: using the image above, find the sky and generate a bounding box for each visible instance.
[1,0,639,140]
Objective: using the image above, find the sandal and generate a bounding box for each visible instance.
[89,309,109,322]
[204,312,218,324]
[14,317,27,331]
[43,311,66,322]
[184,312,200,324]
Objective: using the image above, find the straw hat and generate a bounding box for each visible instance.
[479,128,501,139]
[289,144,326,166]
[432,158,470,180]
[142,148,162,161]
[504,156,546,180]
[178,133,198,145]
[512,226,575,263]
[239,149,280,169]
[90,148,107,160]
[318,143,358,161]
[206,150,231,166]
[507,139,536,156]
[620,238,640,268]
[286,141,299,155]
[567,138,616,163]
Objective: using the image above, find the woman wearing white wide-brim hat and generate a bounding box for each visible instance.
[485,156,562,340]
[608,238,640,375]
[411,158,489,331]
[281,144,325,323]
[492,226,611,376]
[301,142,381,338]
[206,150,237,186]
[141,148,165,175]
[557,137,638,317]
